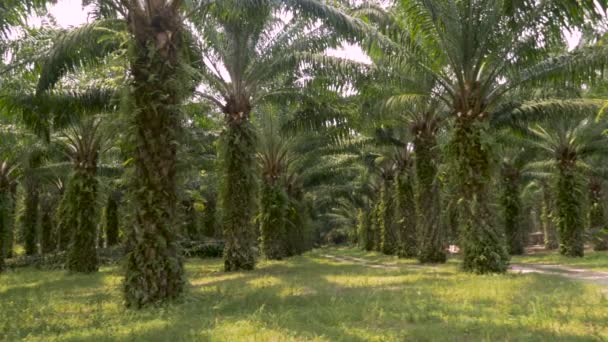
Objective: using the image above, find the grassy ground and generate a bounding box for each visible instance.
[1,247,607,341]
[512,250,608,272]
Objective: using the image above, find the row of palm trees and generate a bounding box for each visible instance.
[1,0,608,308]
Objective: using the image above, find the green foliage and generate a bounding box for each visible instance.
[379,184,397,255]
[54,188,73,251]
[123,1,189,308]
[415,133,445,263]
[19,180,39,256]
[588,178,608,251]
[356,208,371,251]
[500,167,525,255]
[395,169,417,258]
[259,183,288,260]
[541,182,559,250]
[65,170,99,273]
[2,248,608,340]
[449,121,509,273]
[219,120,258,271]
[39,195,56,254]
[285,197,313,256]
[555,169,584,257]
[0,191,8,271]
[104,192,119,247]
[181,199,199,241]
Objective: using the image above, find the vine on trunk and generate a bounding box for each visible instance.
[449,119,509,273]
[220,120,258,271]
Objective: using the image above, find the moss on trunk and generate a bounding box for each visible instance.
[104,193,120,247]
[40,200,55,254]
[259,183,287,260]
[540,181,558,250]
[450,120,509,273]
[55,190,74,251]
[379,183,398,255]
[220,120,258,271]
[414,131,445,263]
[500,166,524,255]
[588,177,608,251]
[556,167,584,257]
[21,179,39,256]
[395,167,417,258]
[123,2,186,307]
[66,169,99,272]
[0,190,8,272]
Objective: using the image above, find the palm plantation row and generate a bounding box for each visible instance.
[1,0,608,308]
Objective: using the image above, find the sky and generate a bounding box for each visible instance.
[36,0,581,62]
[33,0,372,64]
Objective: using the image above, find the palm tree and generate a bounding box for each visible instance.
[104,189,121,247]
[188,0,368,270]
[58,117,106,272]
[585,157,608,251]
[0,159,18,271]
[359,0,607,273]
[520,115,608,257]
[118,0,191,307]
[495,142,537,255]
[257,121,292,260]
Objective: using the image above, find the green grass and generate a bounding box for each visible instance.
[1,247,607,341]
[512,250,608,272]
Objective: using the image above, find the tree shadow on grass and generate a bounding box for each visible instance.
[5,252,606,341]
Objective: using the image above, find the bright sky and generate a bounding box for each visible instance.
[34,0,371,63]
[39,0,581,62]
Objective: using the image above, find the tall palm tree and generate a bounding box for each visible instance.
[520,115,608,257]
[118,0,191,307]
[360,0,607,273]
[58,117,106,272]
[257,121,292,260]
[584,157,608,251]
[0,159,18,271]
[495,142,537,255]
[190,1,366,270]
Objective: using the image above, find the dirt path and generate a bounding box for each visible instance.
[322,253,608,291]
[322,254,400,269]
[510,263,608,289]
[321,254,441,271]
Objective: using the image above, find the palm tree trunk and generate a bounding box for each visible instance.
[415,133,445,263]
[104,192,119,247]
[40,199,55,254]
[588,177,608,251]
[55,190,73,251]
[0,186,8,272]
[372,198,382,251]
[395,167,417,258]
[556,167,584,257]
[4,183,16,258]
[22,178,39,256]
[220,119,258,271]
[260,182,287,260]
[123,0,186,307]
[66,169,99,272]
[501,167,524,255]
[540,181,558,249]
[379,182,398,255]
[450,119,509,273]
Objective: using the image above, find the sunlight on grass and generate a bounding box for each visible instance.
[1,247,607,341]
